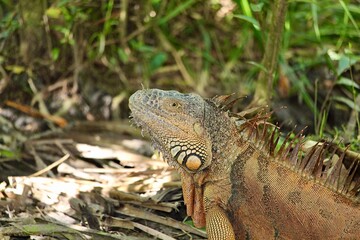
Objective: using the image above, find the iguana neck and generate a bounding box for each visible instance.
[203,101,245,164]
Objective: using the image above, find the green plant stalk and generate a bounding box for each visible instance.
[253,0,288,104]
[157,0,196,25]
[311,2,321,43]
[339,0,360,34]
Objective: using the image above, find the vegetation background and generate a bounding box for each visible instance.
[0,0,359,162]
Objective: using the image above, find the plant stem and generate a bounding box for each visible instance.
[253,0,288,105]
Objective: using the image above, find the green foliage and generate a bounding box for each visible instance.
[0,0,359,136]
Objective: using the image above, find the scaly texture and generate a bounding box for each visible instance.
[129,89,360,239]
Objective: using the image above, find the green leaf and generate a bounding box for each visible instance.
[339,0,360,35]
[5,65,25,74]
[327,49,340,61]
[333,96,360,112]
[246,61,267,72]
[0,149,16,158]
[117,48,129,64]
[337,55,357,75]
[51,48,60,61]
[130,40,154,53]
[158,0,196,25]
[233,14,260,30]
[98,34,106,56]
[250,3,264,12]
[235,0,252,17]
[150,52,168,72]
[336,77,360,89]
[46,7,62,18]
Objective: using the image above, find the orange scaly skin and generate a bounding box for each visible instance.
[129,89,360,239]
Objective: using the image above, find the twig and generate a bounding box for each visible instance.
[28,146,56,178]
[0,64,10,94]
[5,100,68,127]
[109,189,179,212]
[30,153,70,177]
[133,222,176,240]
[117,204,207,238]
[155,27,195,88]
[119,0,129,47]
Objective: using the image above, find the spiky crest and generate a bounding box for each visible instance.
[209,95,360,202]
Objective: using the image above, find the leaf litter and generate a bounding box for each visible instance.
[0,121,206,239]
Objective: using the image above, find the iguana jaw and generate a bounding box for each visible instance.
[129,105,181,167]
[130,105,168,157]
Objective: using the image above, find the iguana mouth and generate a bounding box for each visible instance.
[129,104,152,134]
[129,91,163,136]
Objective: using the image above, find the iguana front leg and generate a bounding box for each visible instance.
[204,185,236,240]
[181,168,236,239]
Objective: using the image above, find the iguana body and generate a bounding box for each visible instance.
[129,89,360,239]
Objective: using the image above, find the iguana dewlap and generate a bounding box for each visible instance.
[129,89,360,240]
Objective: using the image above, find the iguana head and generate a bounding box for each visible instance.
[129,89,214,173]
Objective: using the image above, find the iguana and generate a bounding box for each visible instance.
[129,89,360,239]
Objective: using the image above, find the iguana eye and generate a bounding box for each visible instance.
[161,99,183,112]
[170,102,180,107]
